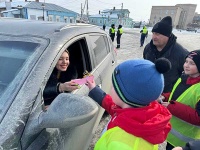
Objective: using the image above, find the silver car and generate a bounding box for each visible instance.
[0,18,117,150]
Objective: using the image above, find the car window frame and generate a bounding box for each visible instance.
[41,34,93,107]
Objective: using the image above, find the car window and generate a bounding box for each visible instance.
[0,41,38,97]
[42,38,92,107]
[89,35,109,65]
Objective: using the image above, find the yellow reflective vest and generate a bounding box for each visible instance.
[110,28,115,33]
[142,27,148,34]
[167,78,200,147]
[94,127,158,150]
[119,28,123,34]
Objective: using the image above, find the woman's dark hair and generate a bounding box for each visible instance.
[64,49,70,56]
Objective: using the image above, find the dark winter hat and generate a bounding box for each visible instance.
[111,24,115,27]
[112,58,171,107]
[186,50,200,72]
[118,25,122,28]
[152,16,172,37]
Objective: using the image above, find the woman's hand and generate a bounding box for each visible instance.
[172,147,183,150]
[86,79,96,91]
[157,95,165,103]
[59,81,79,92]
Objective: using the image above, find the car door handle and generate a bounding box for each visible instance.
[98,84,102,89]
[112,60,115,66]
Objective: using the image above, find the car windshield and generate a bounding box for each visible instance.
[0,41,38,97]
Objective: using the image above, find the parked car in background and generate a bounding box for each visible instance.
[0,18,117,150]
[186,27,196,32]
[196,29,200,33]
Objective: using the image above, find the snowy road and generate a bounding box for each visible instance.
[88,28,200,150]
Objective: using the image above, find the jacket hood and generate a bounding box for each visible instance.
[112,101,172,144]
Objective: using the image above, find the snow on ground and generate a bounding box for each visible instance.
[88,28,200,150]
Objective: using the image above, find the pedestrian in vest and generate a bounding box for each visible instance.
[86,58,172,150]
[109,24,115,42]
[159,50,200,150]
[143,16,189,93]
[116,25,123,49]
[140,26,148,47]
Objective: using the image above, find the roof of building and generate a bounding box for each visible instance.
[102,9,130,13]
[0,1,78,14]
[0,1,28,8]
[25,1,77,14]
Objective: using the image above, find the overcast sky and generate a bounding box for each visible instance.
[32,0,200,21]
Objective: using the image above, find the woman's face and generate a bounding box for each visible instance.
[56,51,70,71]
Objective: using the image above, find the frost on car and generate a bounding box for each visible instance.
[0,18,116,150]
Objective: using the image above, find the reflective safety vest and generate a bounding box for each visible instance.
[110,28,115,33]
[142,28,148,34]
[167,78,200,147]
[119,28,123,34]
[94,127,158,150]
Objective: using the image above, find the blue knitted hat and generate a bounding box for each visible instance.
[112,58,171,107]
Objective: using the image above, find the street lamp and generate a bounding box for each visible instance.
[17,5,23,18]
[41,3,45,21]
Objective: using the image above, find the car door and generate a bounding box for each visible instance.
[22,34,103,150]
[87,33,117,94]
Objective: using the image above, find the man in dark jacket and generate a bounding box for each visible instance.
[143,16,189,93]
[103,24,106,30]
[109,24,115,42]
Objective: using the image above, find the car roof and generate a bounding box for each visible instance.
[0,18,105,38]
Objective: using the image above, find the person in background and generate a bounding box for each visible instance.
[116,25,123,49]
[143,16,189,93]
[140,25,148,47]
[172,141,200,150]
[86,58,172,150]
[159,50,200,150]
[43,50,79,106]
[109,24,115,42]
[103,24,106,31]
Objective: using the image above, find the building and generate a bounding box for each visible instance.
[89,7,133,28]
[193,13,200,27]
[0,0,78,23]
[149,4,197,29]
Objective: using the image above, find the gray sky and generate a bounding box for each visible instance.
[39,0,200,21]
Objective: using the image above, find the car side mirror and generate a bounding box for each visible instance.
[39,93,98,128]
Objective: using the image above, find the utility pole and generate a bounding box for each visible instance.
[86,0,89,22]
[81,3,83,22]
[120,3,123,24]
